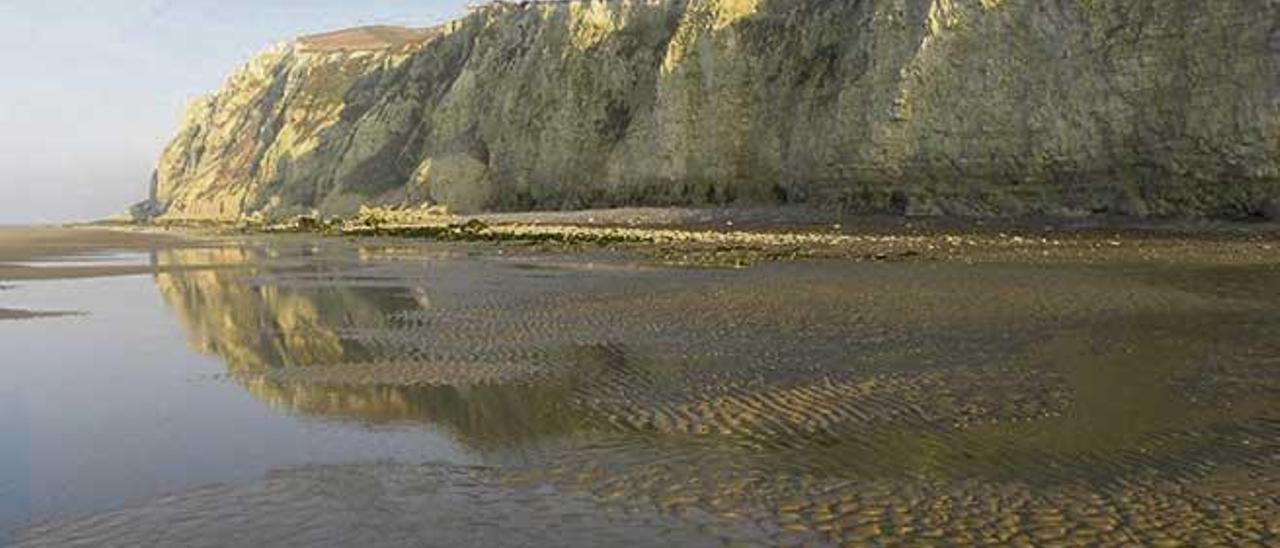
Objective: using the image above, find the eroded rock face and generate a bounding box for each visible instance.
[1263,198,1280,221]
[148,0,1280,221]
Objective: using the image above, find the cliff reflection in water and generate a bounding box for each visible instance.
[151,244,596,451]
[150,242,1280,484]
[155,247,377,371]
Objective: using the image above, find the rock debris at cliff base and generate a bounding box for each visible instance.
[232,205,1280,268]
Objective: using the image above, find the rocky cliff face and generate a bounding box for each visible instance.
[146,0,1280,221]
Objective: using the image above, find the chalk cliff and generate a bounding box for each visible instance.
[143,0,1280,221]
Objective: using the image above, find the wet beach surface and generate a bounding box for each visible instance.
[1,227,1279,546]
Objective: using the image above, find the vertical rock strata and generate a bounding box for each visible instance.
[149,0,1280,221]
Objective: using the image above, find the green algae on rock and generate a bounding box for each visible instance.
[143,0,1280,222]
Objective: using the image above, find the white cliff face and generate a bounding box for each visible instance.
[148,0,1280,222]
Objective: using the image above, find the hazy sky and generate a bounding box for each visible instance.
[0,0,469,224]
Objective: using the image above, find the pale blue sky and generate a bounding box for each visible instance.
[0,0,469,224]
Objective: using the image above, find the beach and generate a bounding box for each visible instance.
[2,219,1278,545]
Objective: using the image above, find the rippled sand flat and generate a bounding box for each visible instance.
[4,226,1279,546]
[16,464,724,548]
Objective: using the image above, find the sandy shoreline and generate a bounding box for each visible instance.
[0,308,77,321]
[0,226,182,260]
[2,209,1279,279]
[0,226,188,281]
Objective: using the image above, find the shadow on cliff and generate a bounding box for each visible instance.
[647,0,1280,218]
[240,44,469,216]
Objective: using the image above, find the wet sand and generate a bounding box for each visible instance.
[0,227,189,320]
[0,309,76,321]
[3,220,1280,545]
[0,226,180,260]
[0,226,256,286]
[0,227,186,281]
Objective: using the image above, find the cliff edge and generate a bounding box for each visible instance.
[143,0,1280,222]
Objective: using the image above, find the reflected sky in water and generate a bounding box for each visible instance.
[0,257,469,537]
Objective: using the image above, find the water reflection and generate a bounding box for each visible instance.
[9,238,1260,545]
[154,247,389,371]
[152,244,604,451]
[150,242,1280,484]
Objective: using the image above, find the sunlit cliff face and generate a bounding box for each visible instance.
[149,0,1280,222]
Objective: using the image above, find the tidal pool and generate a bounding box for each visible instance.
[2,235,1278,546]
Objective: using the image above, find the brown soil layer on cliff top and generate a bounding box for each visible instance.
[296,25,441,51]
